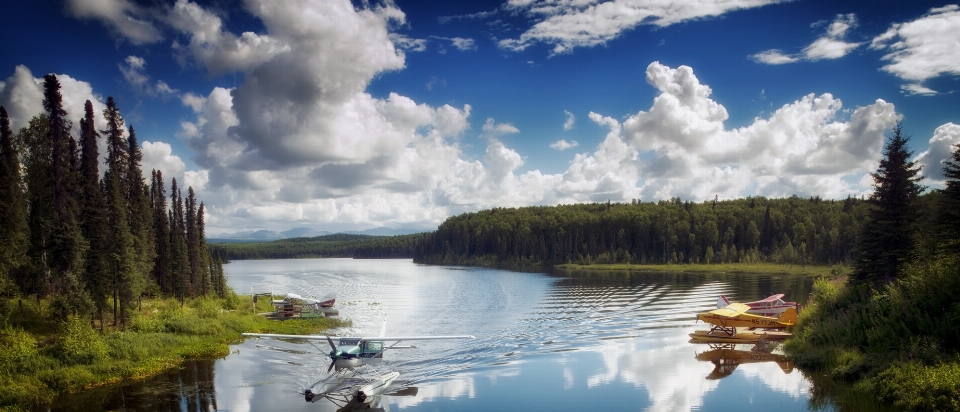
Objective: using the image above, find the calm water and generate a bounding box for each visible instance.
[57,259,892,411]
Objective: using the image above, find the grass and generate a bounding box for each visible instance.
[555,262,844,277]
[0,293,347,409]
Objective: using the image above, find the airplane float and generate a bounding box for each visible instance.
[243,321,474,408]
[691,302,797,343]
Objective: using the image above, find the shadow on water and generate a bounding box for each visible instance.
[44,360,218,412]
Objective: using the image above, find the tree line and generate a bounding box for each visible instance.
[211,233,423,260]
[413,195,869,266]
[0,74,227,329]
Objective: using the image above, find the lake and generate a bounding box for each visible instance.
[58,258,892,411]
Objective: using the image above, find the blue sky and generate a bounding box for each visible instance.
[2,0,959,234]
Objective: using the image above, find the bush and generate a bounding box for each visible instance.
[53,317,108,366]
[872,361,960,411]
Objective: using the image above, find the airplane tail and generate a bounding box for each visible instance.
[777,307,798,326]
[717,295,731,309]
[379,320,387,338]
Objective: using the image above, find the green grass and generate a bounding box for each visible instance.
[555,262,844,277]
[0,293,347,409]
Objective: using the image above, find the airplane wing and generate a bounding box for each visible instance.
[707,302,751,318]
[242,333,475,341]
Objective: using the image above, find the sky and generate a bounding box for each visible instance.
[1,0,960,235]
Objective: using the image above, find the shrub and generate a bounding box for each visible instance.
[52,317,108,366]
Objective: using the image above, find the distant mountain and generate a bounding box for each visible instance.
[208,226,424,242]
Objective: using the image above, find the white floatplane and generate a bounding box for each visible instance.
[243,321,473,406]
[717,294,799,317]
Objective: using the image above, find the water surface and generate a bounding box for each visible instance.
[60,259,890,411]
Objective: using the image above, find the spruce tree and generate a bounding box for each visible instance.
[0,106,30,294]
[126,127,155,301]
[79,100,110,326]
[19,115,53,296]
[854,123,925,283]
[937,142,960,254]
[196,201,211,296]
[151,170,171,295]
[169,178,191,303]
[186,187,201,296]
[101,97,136,328]
[42,74,90,318]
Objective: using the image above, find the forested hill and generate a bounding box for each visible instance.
[414,196,877,266]
[211,233,425,260]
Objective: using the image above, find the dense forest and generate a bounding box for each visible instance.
[210,233,424,260]
[0,75,226,329]
[413,195,880,266]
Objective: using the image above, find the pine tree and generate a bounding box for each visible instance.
[151,170,171,295]
[854,123,925,283]
[937,142,960,254]
[19,115,53,296]
[0,106,30,294]
[169,178,191,303]
[78,100,110,326]
[186,187,202,296]
[126,127,155,302]
[101,97,136,328]
[42,74,90,318]
[195,201,211,296]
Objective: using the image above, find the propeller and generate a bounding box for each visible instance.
[326,336,339,373]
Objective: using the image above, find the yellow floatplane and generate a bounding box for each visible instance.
[690,302,797,343]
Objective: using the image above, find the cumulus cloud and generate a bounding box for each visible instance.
[166,0,290,75]
[65,0,162,44]
[550,140,579,150]
[119,56,179,98]
[500,0,781,55]
[915,123,960,184]
[563,110,575,131]
[871,5,960,89]
[751,14,861,64]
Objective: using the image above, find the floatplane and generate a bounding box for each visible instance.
[717,294,800,317]
[243,321,474,408]
[690,302,797,343]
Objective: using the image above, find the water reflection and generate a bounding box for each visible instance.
[49,359,218,412]
[694,343,794,379]
[60,260,891,411]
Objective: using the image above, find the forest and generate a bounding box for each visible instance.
[210,233,424,260]
[0,74,226,329]
[412,195,880,266]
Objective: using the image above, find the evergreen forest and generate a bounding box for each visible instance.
[210,233,423,260]
[0,75,226,329]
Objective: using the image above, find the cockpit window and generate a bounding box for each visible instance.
[365,341,383,352]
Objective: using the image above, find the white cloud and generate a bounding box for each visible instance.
[500,0,781,55]
[167,0,290,75]
[901,83,937,96]
[752,14,860,64]
[481,117,520,138]
[118,56,179,98]
[550,139,579,150]
[65,0,162,44]
[915,123,960,184]
[449,37,477,51]
[871,5,960,83]
[391,34,428,52]
[563,110,575,131]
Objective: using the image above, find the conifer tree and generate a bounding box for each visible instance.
[79,100,110,326]
[196,201,211,296]
[19,115,53,296]
[126,127,155,301]
[854,123,925,283]
[101,97,136,327]
[186,187,202,296]
[151,170,171,294]
[0,106,30,293]
[42,74,90,318]
[937,142,960,254]
[169,178,191,303]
